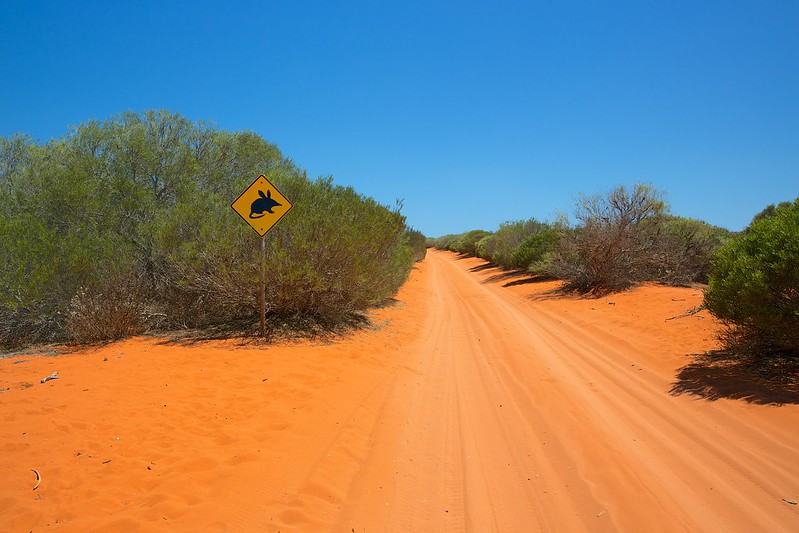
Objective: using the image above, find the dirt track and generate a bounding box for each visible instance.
[340,250,799,532]
[2,249,798,531]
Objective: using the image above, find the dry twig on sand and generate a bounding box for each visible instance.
[666,306,703,321]
[40,371,59,383]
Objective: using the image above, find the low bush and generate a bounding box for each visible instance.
[430,220,559,272]
[474,233,497,262]
[428,234,457,250]
[512,228,561,274]
[485,219,552,269]
[0,304,64,351]
[549,184,668,292]
[545,184,731,291]
[653,216,732,285]
[406,228,427,262]
[0,111,416,347]
[65,271,151,343]
[704,199,799,356]
[262,177,413,320]
[446,229,491,256]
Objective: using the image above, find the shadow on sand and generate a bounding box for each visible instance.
[469,261,558,289]
[478,269,523,283]
[670,350,799,405]
[154,312,372,347]
[467,261,498,272]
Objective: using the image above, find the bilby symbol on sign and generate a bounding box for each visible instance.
[249,190,282,218]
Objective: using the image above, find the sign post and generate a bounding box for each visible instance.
[231,175,294,336]
[259,235,266,335]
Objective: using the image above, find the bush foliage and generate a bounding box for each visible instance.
[547,184,668,291]
[445,229,491,256]
[547,184,730,292]
[406,228,428,262]
[481,219,555,270]
[512,228,561,274]
[704,199,799,356]
[429,219,561,273]
[0,111,416,347]
[429,183,730,292]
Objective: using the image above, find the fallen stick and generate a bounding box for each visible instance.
[40,372,59,384]
[666,306,703,321]
[32,468,41,490]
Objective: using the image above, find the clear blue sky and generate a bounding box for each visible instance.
[2,1,797,236]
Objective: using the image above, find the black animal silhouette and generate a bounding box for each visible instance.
[249,190,282,218]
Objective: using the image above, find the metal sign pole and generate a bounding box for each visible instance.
[259,235,266,337]
[231,175,292,338]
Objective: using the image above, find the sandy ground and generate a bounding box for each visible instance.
[2,249,798,532]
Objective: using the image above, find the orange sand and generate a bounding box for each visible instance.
[2,249,798,531]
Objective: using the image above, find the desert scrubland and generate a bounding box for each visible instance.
[1,249,797,532]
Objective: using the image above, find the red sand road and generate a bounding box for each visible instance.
[1,249,798,531]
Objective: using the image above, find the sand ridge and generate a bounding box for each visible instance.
[1,249,798,531]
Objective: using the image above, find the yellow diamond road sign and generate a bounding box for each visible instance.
[231,175,293,236]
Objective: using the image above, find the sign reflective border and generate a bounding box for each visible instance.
[231,175,293,236]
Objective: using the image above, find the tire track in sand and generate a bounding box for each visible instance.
[338,249,799,532]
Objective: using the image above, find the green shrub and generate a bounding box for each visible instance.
[406,228,428,262]
[446,229,491,256]
[263,176,413,319]
[704,199,799,356]
[512,228,561,273]
[487,219,552,269]
[475,234,497,261]
[429,234,457,250]
[750,201,796,226]
[0,111,416,347]
[136,165,414,329]
[432,220,558,271]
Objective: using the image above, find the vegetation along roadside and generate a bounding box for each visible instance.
[0,110,426,349]
[430,185,799,362]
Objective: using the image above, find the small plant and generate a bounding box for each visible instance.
[470,219,544,269]
[65,272,150,343]
[0,304,64,350]
[704,199,799,357]
[550,183,667,292]
[428,234,457,250]
[446,230,491,256]
[654,216,732,284]
[512,228,560,273]
[406,228,428,262]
